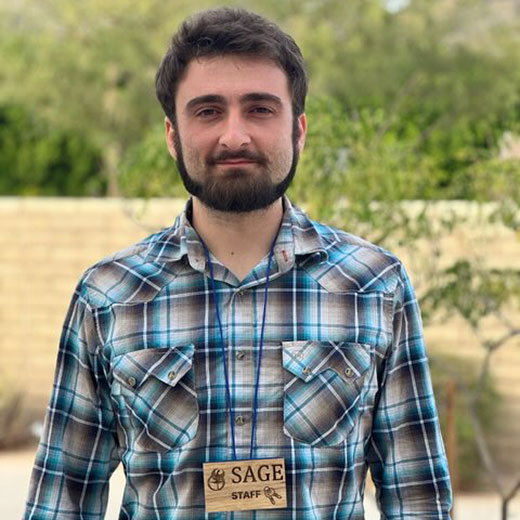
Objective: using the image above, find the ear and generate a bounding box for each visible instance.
[164,117,177,159]
[296,112,307,152]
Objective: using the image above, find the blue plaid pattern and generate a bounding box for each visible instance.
[24,197,451,519]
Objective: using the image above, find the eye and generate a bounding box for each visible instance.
[196,108,220,118]
[250,106,273,115]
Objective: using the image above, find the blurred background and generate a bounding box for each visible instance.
[1,0,519,518]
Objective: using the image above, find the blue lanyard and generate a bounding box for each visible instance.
[203,241,275,461]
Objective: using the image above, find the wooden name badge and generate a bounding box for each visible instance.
[203,458,287,512]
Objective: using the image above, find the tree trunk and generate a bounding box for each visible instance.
[104,143,121,197]
[502,497,508,520]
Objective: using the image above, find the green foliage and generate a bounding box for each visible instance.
[274,0,520,204]
[118,125,187,199]
[0,104,104,195]
[422,261,520,329]
[0,0,224,194]
[430,352,500,490]
[452,158,520,203]
[2,0,520,198]
[290,96,440,220]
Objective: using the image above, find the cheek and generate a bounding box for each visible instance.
[181,137,208,164]
[268,146,294,178]
[272,133,295,162]
[176,121,211,158]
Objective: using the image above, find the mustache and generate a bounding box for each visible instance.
[207,150,267,165]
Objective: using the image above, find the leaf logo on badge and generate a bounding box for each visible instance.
[207,468,226,491]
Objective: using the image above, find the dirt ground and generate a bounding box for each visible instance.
[5,447,520,519]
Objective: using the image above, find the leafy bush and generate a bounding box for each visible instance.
[452,157,520,203]
[118,125,186,199]
[0,104,105,196]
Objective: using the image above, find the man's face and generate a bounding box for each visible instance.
[165,55,306,213]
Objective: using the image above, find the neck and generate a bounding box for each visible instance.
[191,197,284,281]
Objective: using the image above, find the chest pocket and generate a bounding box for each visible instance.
[112,344,199,452]
[282,340,372,447]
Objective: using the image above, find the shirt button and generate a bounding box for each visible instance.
[168,370,176,380]
[235,415,247,426]
[344,368,353,378]
[236,290,244,297]
[127,376,137,387]
[236,350,246,360]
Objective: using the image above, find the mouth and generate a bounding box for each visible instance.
[215,160,257,166]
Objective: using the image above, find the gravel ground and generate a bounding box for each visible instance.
[4,448,520,519]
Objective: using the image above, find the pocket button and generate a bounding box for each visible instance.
[344,368,353,378]
[168,370,176,380]
[127,376,137,387]
[302,367,311,375]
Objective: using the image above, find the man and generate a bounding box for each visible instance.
[25,7,452,519]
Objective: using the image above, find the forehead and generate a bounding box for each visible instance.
[176,55,291,105]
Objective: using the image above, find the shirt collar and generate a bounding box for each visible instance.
[143,196,328,270]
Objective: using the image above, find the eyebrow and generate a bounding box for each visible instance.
[185,92,283,113]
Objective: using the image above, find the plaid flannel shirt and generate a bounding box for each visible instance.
[25,197,451,519]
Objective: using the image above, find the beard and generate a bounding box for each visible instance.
[172,118,300,213]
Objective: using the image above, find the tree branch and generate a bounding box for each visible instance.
[505,477,520,503]
[488,329,520,352]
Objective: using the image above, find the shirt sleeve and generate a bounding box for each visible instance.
[367,263,452,519]
[24,281,119,519]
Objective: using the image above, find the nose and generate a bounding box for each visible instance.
[218,112,251,149]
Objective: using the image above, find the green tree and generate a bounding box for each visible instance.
[0,103,104,195]
[423,261,520,519]
[2,0,520,198]
[253,0,520,198]
[0,0,224,195]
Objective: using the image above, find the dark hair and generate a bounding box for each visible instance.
[155,7,307,122]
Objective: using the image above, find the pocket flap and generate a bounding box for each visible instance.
[113,344,195,390]
[282,340,371,383]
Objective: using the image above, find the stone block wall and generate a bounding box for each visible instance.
[1,197,518,479]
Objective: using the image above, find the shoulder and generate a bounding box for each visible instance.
[77,226,180,309]
[305,219,407,295]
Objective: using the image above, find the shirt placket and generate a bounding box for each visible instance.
[227,285,255,461]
